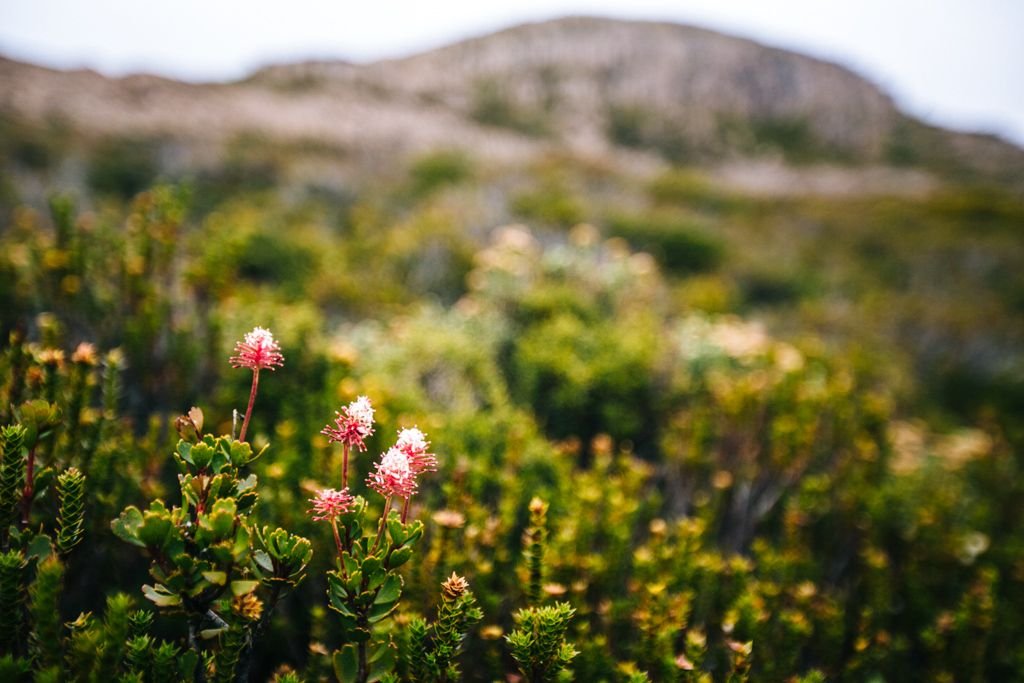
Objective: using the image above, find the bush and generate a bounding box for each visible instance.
[86,136,161,199]
[606,212,725,274]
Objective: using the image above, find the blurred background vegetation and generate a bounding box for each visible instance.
[1,15,1024,681]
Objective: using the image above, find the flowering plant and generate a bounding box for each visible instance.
[311,407,439,682]
[112,327,311,682]
[229,326,284,442]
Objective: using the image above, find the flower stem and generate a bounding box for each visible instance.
[342,443,350,490]
[401,496,411,523]
[357,639,368,683]
[372,497,392,553]
[238,369,260,443]
[331,519,344,560]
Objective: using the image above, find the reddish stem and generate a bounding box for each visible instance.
[401,496,411,524]
[331,519,344,560]
[238,369,260,442]
[342,443,350,490]
[21,446,36,524]
[371,497,392,553]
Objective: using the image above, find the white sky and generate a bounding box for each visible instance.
[2,0,1022,146]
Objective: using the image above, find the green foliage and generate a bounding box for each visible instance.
[0,550,28,655]
[86,136,161,199]
[113,429,311,681]
[523,498,548,607]
[55,467,85,555]
[409,151,473,198]
[607,105,693,162]
[408,575,483,682]
[511,185,585,228]
[28,555,64,669]
[507,602,578,683]
[0,112,70,173]
[151,640,182,683]
[324,509,424,682]
[605,212,725,274]
[503,495,580,682]
[0,425,27,535]
[510,311,659,448]
[1,167,1024,683]
[234,229,318,293]
[471,80,551,137]
[95,593,133,681]
[647,169,746,213]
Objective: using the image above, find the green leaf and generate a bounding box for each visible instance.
[111,507,145,547]
[374,573,402,605]
[26,533,53,562]
[190,442,215,470]
[200,627,226,639]
[138,511,175,550]
[368,573,403,624]
[333,644,359,683]
[201,571,227,586]
[362,556,382,577]
[236,473,258,493]
[386,517,406,546]
[230,580,259,597]
[370,639,396,665]
[229,440,254,467]
[142,584,182,607]
[404,520,424,545]
[30,466,56,498]
[254,550,274,573]
[349,627,371,643]
[368,600,398,624]
[177,441,195,466]
[178,651,198,680]
[388,546,413,568]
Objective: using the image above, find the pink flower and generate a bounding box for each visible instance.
[322,396,375,451]
[230,327,284,371]
[367,447,418,499]
[396,427,437,474]
[309,488,355,522]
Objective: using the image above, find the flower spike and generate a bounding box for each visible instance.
[322,396,375,452]
[367,447,418,500]
[309,488,355,523]
[230,327,284,372]
[230,326,283,442]
[396,427,438,474]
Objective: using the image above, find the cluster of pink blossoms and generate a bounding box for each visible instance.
[367,426,438,499]
[367,447,417,499]
[310,396,437,525]
[395,427,438,474]
[321,396,375,451]
[229,326,284,371]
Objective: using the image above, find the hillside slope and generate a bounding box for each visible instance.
[2,16,1022,189]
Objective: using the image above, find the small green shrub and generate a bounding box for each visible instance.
[606,213,725,274]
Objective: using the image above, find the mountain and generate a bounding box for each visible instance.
[2,16,1023,192]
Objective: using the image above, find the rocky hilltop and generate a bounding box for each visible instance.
[2,16,1022,189]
